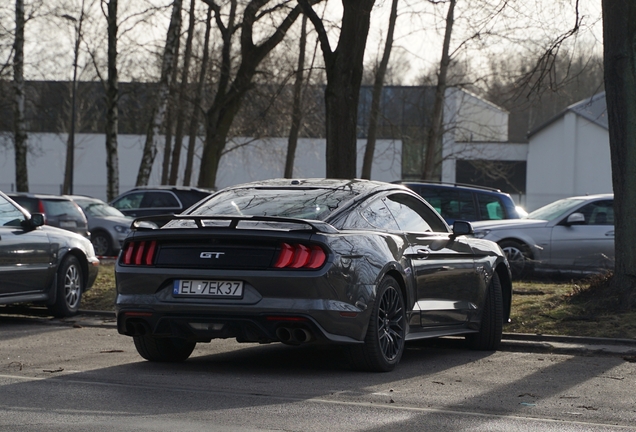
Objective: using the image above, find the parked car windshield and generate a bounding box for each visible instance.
[75,199,126,218]
[525,198,587,221]
[189,187,359,221]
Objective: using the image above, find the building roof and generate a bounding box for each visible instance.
[528,92,607,138]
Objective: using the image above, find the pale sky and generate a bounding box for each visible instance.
[8,0,603,85]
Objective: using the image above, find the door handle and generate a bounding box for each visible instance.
[605,231,614,237]
[415,248,430,258]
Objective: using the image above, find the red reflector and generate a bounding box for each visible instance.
[124,311,153,317]
[339,312,358,318]
[274,243,294,268]
[265,316,308,322]
[290,244,310,268]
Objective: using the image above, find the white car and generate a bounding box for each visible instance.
[471,194,614,277]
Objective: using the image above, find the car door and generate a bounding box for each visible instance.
[0,195,52,296]
[549,199,615,271]
[383,193,479,327]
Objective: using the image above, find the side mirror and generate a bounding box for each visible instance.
[566,212,585,226]
[21,212,45,230]
[452,220,473,238]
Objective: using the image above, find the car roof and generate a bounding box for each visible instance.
[8,192,74,201]
[222,178,411,196]
[122,186,213,194]
[394,180,507,195]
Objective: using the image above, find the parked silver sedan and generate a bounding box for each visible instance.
[471,194,614,277]
[67,195,135,257]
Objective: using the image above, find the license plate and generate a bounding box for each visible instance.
[59,220,77,228]
[173,279,243,298]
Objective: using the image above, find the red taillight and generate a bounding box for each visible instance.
[273,243,326,269]
[121,240,157,266]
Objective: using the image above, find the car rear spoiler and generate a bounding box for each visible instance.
[130,214,339,234]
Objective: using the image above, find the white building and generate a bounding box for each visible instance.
[524,92,611,211]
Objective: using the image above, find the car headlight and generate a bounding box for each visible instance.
[473,229,491,239]
[114,225,131,234]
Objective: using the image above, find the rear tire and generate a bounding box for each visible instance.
[133,335,196,362]
[467,271,503,350]
[48,255,83,318]
[348,276,406,372]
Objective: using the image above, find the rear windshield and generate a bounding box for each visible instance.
[42,200,85,219]
[189,187,359,221]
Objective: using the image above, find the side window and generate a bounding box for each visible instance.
[576,200,614,225]
[477,194,505,220]
[359,197,400,231]
[141,192,180,209]
[418,187,476,221]
[112,192,144,210]
[384,193,448,233]
[0,196,26,227]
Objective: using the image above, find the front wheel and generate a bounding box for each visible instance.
[91,231,113,256]
[499,240,532,278]
[48,255,83,318]
[133,335,196,362]
[466,271,503,350]
[348,276,406,372]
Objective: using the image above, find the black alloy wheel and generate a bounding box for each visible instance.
[349,276,406,372]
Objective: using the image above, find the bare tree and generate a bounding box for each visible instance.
[13,0,28,192]
[196,0,307,189]
[284,14,307,179]
[421,0,455,181]
[160,4,183,185]
[361,0,398,180]
[602,0,636,307]
[183,4,212,187]
[104,0,119,201]
[299,0,375,179]
[136,0,182,187]
[168,0,196,185]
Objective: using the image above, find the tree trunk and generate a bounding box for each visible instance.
[361,0,398,180]
[183,5,212,187]
[136,0,182,186]
[422,0,456,181]
[300,0,375,179]
[602,0,636,307]
[13,0,28,192]
[197,0,302,189]
[160,23,182,185]
[105,0,119,201]
[169,0,196,185]
[284,15,307,179]
[62,1,85,195]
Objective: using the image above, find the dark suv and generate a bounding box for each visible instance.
[395,181,523,224]
[110,186,213,226]
[8,193,90,238]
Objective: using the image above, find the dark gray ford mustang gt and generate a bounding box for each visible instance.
[115,179,512,371]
